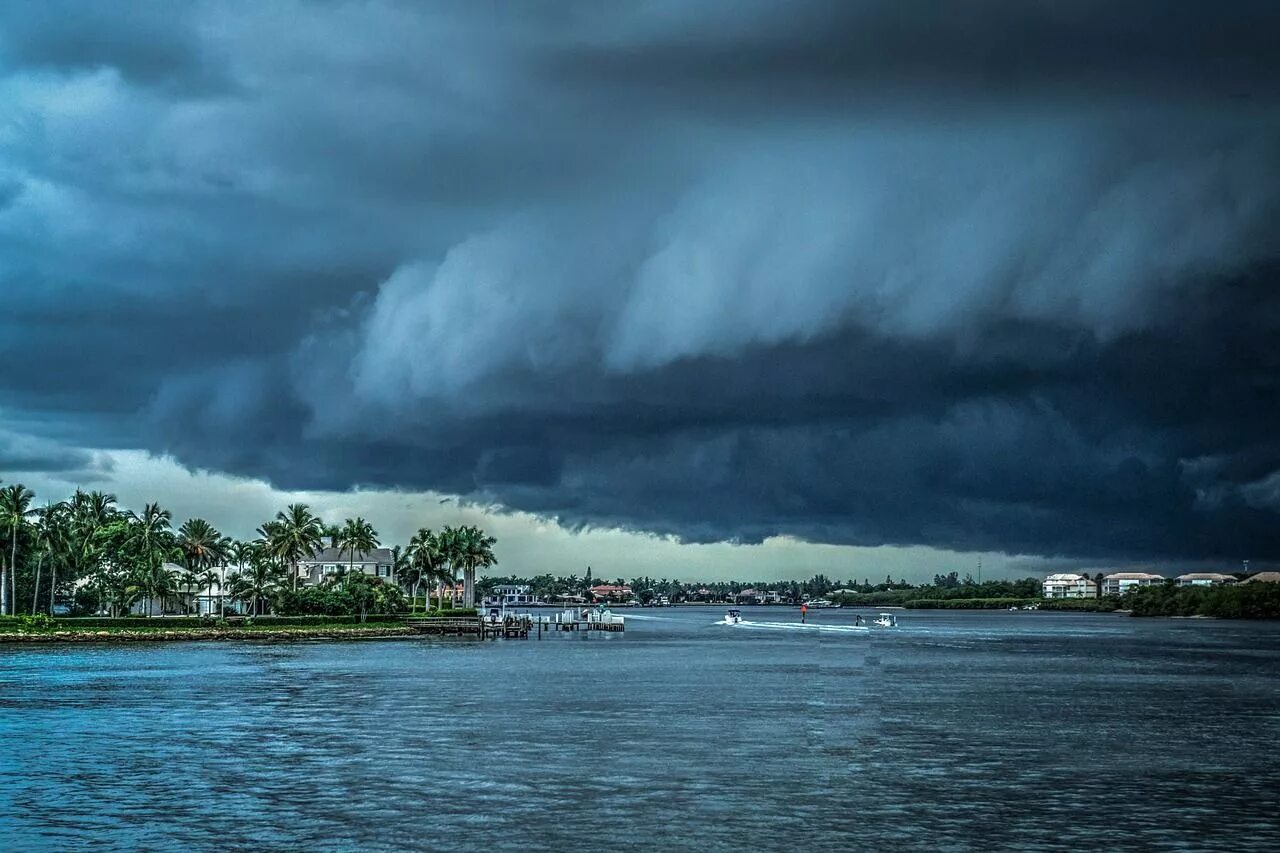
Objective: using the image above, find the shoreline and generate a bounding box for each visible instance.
[0,625,420,644]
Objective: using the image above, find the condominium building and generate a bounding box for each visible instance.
[1042,573,1097,599]
[1100,572,1165,596]
[1175,573,1238,587]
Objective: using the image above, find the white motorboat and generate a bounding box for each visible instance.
[873,613,897,628]
[724,608,743,625]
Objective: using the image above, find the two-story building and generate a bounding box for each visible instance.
[589,584,633,603]
[1042,573,1098,599]
[1175,573,1238,587]
[487,584,536,606]
[297,547,396,586]
[1100,572,1165,596]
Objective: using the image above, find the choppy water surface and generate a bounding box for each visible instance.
[2,608,1279,851]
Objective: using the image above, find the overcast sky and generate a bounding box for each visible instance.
[2,2,1278,581]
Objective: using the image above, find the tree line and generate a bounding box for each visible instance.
[0,481,496,618]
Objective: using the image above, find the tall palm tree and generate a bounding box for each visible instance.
[31,501,71,615]
[128,503,174,616]
[65,490,117,612]
[0,482,36,616]
[456,525,497,609]
[225,539,254,617]
[404,528,446,613]
[177,518,227,615]
[436,526,462,607]
[336,517,379,585]
[269,505,325,592]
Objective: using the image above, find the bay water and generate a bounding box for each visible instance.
[2,607,1278,851]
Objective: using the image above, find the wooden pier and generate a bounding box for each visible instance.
[403,610,625,639]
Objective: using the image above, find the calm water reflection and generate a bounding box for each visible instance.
[2,608,1278,851]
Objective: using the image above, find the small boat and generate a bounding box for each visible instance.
[725,609,743,625]
[873,613,897,628]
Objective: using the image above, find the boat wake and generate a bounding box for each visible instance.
[719,618,870,634]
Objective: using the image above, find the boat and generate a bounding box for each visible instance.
[873,613,897,628]
[804,598,840,609]
[724,609,742,625]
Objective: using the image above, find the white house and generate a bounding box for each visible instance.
[487,584,535,606]
[1042,573,1097,599]
[1175,573,1238,587]
[1101,572,1165,596]
[297,547,396,587]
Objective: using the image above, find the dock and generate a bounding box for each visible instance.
[403,609,625,639]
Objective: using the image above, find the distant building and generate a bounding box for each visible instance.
[589,584,632,603]
[1243,571,1280,584]
[1101,572,1165,596]
[298,547,395,587]
[488,584,535,606]
[129,563,208,615]
[1175,573,1238,587]
[1042,573,1097,599]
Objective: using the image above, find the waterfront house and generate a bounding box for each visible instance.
[589,583,633,603]
[297,547,396,587]
[1243,571,1280,584]
[1042,573,1098,599]
[128,562,196,615]
[1101,572,1165,596]
[1175,573,1238,587]
[488,584,536,606]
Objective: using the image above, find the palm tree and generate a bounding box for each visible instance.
[140,561,180,617]
[128,503,175,615]
[336,517,379,585]
[189,567,219,617]
[436,526,462,607]
[456,525,497,609]
[226,558,282,616]
[404,528,446,613]
[65,490,117,613]
[177,518,227,615]
[31,501,70,615]
[0,482,36,616]
[268,505,325,592]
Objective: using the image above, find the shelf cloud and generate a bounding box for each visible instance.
[2,1,1279,563]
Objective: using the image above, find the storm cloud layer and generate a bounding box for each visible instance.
[2,1,1280,562]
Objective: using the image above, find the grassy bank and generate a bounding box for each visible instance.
[0,614,416,642]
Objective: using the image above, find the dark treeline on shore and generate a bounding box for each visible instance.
[1127,584,1280,618]
[478,571,1043,604]
[0,481,495,620]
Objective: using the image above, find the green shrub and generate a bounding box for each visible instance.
[1128,583,1280,618]
[904,598,1033,609]
[1037,598,1120,612]
[427,607,477,617]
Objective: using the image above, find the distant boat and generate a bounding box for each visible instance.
[804,598,839,609]
[873,613,898,628]
[724,609,743,624]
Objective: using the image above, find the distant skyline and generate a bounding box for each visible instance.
[2,2,1279,578]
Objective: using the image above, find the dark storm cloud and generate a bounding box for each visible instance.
[2,1,1279,563]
